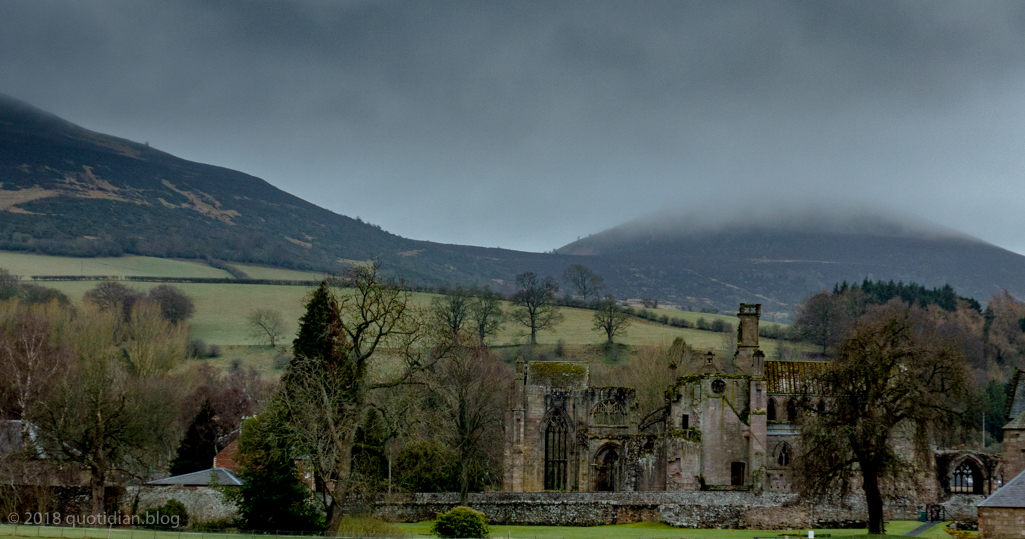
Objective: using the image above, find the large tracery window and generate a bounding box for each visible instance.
[951,460,983,494]
[544,414,569,491]
[593,400,627,426]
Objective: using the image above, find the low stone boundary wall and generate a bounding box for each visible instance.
[125,487,239,524]
[357,492,923,529]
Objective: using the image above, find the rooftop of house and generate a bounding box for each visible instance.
[145,467,243,487]
[978,469,1025,508]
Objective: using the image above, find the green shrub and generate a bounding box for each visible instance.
[395,439,460,492]
[139,499,189,529]
[431,506,489,538]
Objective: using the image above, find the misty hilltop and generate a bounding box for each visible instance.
[3,93,1025,313]
[557,211,1025,310]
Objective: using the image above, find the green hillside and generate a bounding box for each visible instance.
[1,252,799,359]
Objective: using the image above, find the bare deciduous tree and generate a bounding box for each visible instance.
[147,285,195,324]
[0,301,73,435]
[563,264,604,303]
[33,303,187,516]
[592,295,630,345]
[83,281,142,322]
[247,308,287,348]
[273,266,451,529]
[794,302,973,535]
[429,344,510,503]
[510,272,562,345]
[468,288,504,347]
[430,287,471,341]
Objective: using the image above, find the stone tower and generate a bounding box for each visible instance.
[733,303,763,376]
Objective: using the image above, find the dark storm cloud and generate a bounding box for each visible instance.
[3,1,1025,253]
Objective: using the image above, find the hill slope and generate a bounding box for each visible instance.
[556,213,1025,312]
[4,93,1025,313]
[0,93,566,287]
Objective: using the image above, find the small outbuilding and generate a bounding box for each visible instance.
[978,469,1025,538]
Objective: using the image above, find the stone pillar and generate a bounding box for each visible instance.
[749,377,768,492]
[504,357,527,491]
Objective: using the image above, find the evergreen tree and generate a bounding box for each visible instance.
[169,399,219,476]
[228,415,323,531]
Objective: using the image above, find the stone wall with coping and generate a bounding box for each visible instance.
[125,487,239,524]
[358,491,922,529]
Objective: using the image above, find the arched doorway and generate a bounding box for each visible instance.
[544,414,569,491]
[951,459,984,494]
[594,445,619,492]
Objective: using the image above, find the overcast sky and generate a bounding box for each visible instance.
[3,1,1025,254]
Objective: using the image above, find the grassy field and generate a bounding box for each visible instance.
[0,251,809,366]
[0,251,232,278]
[233,263,329,281]
[634,306,793,331]
[15,278,800,353]
[0,521,959,539]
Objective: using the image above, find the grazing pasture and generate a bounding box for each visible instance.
[0,252,809,376]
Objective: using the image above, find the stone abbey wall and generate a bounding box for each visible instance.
[361,491,922,529]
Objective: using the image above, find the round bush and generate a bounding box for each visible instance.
[431,506,489,538]
[139,498,189,529]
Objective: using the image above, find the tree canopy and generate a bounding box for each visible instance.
[794,303,974,534]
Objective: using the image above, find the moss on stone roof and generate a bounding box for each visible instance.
[527,361,588,389]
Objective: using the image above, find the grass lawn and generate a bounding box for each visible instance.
[0,521,960,539]
[395,520,953,538]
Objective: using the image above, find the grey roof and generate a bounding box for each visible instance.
[146,468,243,487]
[979,469,1025,508]
[1005,413,1025,431]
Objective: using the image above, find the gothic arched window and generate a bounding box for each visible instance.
[786,398,798,423]
[767,398,777,422]
[544,414,569,490]
[775,442,792,467]
[593,400,627,426]
[951,460,983,494]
